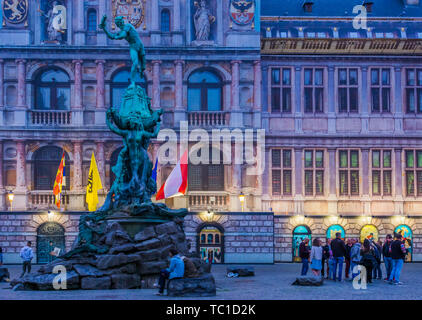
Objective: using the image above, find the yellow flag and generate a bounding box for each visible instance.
[86,152,103,212]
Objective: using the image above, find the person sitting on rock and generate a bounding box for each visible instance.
[156,248,184,296]
[180,255,199,278]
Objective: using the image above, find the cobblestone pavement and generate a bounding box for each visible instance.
[0,263,421,300]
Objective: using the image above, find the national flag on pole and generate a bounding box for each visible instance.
[156,149,188,200]
[86,152,103,212]
[53,151,65,209]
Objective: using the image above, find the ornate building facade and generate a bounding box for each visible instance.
[1,0,422,264]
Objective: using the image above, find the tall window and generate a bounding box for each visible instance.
[34,146,70,190]
[405,150,422,196]
[338,68,358,113]
[188,148,224,191]
[371,68,391,113]
[339,150,359,196]
[304,68,324,113]
[372,150,392,196]
[161,9,171,32]
[405,68,422,113]
[271,149,292,196]
[111,69,145,108]
[87,9,97,32]
[188,70,222,111]
[271,68,292,113]
[35,69,70,110]
[304,150,324,196]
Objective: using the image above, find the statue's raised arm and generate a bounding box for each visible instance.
[99,15,146,88]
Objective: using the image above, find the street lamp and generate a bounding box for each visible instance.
[7,191,14,212]
[206,209,214,222]
[239,192,245,212]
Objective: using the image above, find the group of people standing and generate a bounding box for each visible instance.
[299,232,408,285]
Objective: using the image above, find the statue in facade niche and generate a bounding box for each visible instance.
[99,15,146,88]
[193,0,215,41]
[38,1,65,42]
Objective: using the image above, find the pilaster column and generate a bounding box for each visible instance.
[173,0,181,31]
[395,148,403,198]
[361,67,369,133]
[253,61,262,111]
[95,60,106,109]
[73,60,83,109]
[0,141,4,190]
[328,148,337,196]
[0,59,4,108]
[152,61,161,110]
[394,67,403,133]
[15,141,26,191]
[174,60,184,110]
[98,0,107,45]
[16,59,26,108]
[96,141,106,188]
[361,148,370,196]
[72,141,83,191]
[231,60,240,111]
[151,0,159,31]
[294,147,303,196]
[294,66,302,133]
[75,0,85,45]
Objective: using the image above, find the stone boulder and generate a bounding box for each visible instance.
[81,276,111,290]
[292,276,324,286]
[134,226,156,242]
[135,238,162,251]
[167,274,216,297]
[73,264,105,277]
[227,266,255,277]
[11,270,80,291]
[109,243,136,254]
[111,274,141,289]
[155,221,178,235]
[0,267,10,282]
[139,261,167,275]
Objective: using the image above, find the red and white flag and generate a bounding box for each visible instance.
[156,149,188,200]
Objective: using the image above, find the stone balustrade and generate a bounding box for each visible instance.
[188,111,229,127]
[30,191,69,209]
[29,110,72,126]
[188,192,229,210]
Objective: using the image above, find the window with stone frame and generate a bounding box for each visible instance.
[338,68,359,113]
[304,149,324,196]
[371,68,391,113]
[339,150,360,196]
[271,149,292,196]
[405,68,422,113]
[188,148,224,191]
[161,9,171,32]
[371,149,392,196]
[304,68,324,113]
[405,150,422,196]
[270,67,292,113]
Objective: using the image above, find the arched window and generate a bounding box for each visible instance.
[111,69,146,108]
[161,9,171,32]
[87,8,97,32]
[360,225,379,243]
[326,225,346,240]
[188,70,223,111]
[33,146,70,190]
[35,68,70,110]
[292,225,312,262]
[188,148,224,191]
[394,225,413,262]
[37,222,65,264]
[197,223,224,264]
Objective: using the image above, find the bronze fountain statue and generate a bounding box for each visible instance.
[62,15,187,258]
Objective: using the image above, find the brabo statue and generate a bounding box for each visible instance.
[99,15,146,88]
[62,15,187,258]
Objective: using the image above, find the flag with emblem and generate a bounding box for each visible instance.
[53,151,65,209]
[86,152,103,212]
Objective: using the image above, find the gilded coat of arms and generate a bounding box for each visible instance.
[229,0,255,26]
[2,0,28,24]
[112,0,145,29]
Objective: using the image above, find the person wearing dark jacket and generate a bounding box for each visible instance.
[321,240,331,279]
[372,240,383,280]
[388,234,407,285]
[344,239,352,279]
[299,238,311,276]
[360,239,377,284]
[382,234,393,281]
[331,233,346,281]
